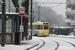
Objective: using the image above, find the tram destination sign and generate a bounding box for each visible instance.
[19,7,25,16]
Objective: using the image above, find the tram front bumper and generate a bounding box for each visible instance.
[43,33,49,36]
[38,33,49,36]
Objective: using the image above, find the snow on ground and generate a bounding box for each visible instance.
[49,34,75,38]
[38,37,57,50]
[49,37,75,50]
[0,35,75,50]
[49,34,75,50]
[0,38,39,50]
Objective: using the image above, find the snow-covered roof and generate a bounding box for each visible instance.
[0,12,18,15]
[33,21,49,23]
[0,12,30,18]
[50,26,71,28]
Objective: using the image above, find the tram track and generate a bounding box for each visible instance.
[50,38,75,50]
[26,37,75,50]
[25,39,45,50]
[48,36,75,50]
[52,40,59,50]
[36,39,45,50]
[53,37,75,47]
[38,38,60,50]
[37,38,60,50]
[25,43,39,50]
[59,39,75,47]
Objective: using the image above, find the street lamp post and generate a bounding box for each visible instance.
[1,0,6,46]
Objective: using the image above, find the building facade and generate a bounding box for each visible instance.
[65,0,75,32]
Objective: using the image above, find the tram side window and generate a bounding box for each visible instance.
[0,19,1,33]
[35,25,40,29]
[40,25,43,29]
[44,25,48,29]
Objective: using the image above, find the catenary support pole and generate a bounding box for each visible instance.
[38,6,40,21]
[1,0,6,46]
[30,0,33,39]
[16,0,19,32]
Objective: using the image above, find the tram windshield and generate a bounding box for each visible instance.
[44,24,48,29]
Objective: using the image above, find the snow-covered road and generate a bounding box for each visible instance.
[32,36,75,50]
[0,35,75,50]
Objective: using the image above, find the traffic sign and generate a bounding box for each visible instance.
[19,7,25,16]
[52,21,55,26]
[20,26,24,32]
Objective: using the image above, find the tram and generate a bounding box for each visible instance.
[28,21,49,36]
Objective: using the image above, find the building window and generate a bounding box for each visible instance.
[71,16,74,20]
[73,0,75,2]
[0,1,1,5]
[71,6,75,10]
[67,4,71,8]
[67,0,71,3]
[66,23,70,26]
[67,15,71,19]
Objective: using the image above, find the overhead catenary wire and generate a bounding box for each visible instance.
[36,2,66,8]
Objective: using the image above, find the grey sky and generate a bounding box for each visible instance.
[37,0,66,18]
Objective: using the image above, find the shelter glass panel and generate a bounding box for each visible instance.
[6,17,12,33]
[0,19,1,33]
[71,6,75,10]
[71,16,74,20]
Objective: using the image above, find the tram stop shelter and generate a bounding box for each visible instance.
[0,12,29,44]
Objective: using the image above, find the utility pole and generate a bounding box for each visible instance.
[30,0,33,39]
[16,0,19,32]
[9,0,10,12]
[1,0,6,46]
[38,6,40,21]
[59,20,60,35]
[16,0,18,13]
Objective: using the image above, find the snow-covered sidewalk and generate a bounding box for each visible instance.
[0,38,39,50]
[49,34,75,39]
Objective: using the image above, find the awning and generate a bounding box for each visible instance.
[0,12,30,18]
